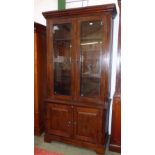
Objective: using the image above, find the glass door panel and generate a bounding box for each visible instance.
[53,23,72,96]
[80,20,103,97]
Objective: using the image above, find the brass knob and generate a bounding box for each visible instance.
[67,121,71,126]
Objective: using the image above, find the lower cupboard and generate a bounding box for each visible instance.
[44,102,107,155]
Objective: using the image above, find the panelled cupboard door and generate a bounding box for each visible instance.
[76,16,108,103]
[73,106,103,144]
[47,19,76,101]
[46,103,73,138]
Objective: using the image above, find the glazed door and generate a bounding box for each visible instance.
[47,19,76,100]
[76,16,106,103]
[73,106,103,144]
[46,103,73,138]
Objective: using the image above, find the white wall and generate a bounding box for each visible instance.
[34,0,58,25]
[66,0,118,8]
[88,0,117,6]
[109,10,119,134]
[34,0,120,135]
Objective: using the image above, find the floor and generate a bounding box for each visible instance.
[34,134,121,155]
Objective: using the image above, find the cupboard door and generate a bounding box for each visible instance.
[46,103,73,138]
[76,17,104,102]
[47,19,75,100]
[53,23,72,96]
[74,106,103,144]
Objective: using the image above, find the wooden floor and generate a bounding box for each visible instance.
[34,134,121,155]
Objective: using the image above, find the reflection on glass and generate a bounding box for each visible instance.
[80,20,103,97]
[53,23,71,95]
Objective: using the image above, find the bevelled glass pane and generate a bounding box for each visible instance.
[80,20,103,97]
[53,23,71,96]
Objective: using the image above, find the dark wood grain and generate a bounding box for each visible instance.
[43,4,117,19]
[34,22,46,135]
[109,97,121,152]
[44,133,105,154]
[49,19,75,101]
[45,103,73,137]
[73,106,102,144]
[44,102,105,155]
[43,4,117,155]
[76,16,104,104]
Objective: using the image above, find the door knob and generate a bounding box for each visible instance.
[67,121,71,126]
